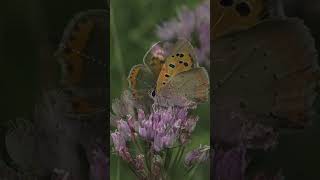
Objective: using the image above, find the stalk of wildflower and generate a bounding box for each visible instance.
[184,145,210,179]
[184,145,210,169]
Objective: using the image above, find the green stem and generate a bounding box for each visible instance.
[110,3,126,89]
[145,143,152,173]
[170,146,181,170]
[164,148,171,170]
[177,146,185,164]
[116,158,120,180]
[185,153,206,179]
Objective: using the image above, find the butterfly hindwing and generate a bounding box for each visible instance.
[157,67,209,107]
[55,10,108,115]
[128,64,156,100]
[213,18,319,127]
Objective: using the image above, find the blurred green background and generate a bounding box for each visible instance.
[110,0,210,179]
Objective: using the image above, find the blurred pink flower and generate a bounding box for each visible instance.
[184,144,210,168]
[156,1,210,66]
[138,107,198,152]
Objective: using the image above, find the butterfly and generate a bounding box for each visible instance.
[55,9,108,117]
[212,0,284,40]
[212,17,319,146]
[127,38,209,108]
[5,10,109,180]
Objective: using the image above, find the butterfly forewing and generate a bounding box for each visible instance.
[155,39,198,92]
[55,10,108,115]
[56,10,108,87]
[213,18,319,128]
[213,0,267,39]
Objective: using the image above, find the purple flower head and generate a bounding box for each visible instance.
[137,107,198,152]
[156,1,210,66]
[117,119,132,141]
[151,155,162,177]
[111,90,136,128]
[177,6,196,38]
[151,44,166,61]
[184,144,210,168]
[241,119,278,150]
[111,131,125,152]
[134,154,145,173]
[213,145,247,180]
[111,131,132,162]
[88,144,109,180]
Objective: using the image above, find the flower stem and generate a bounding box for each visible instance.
[116,158,120,180]
[170,146,181,170]
[110,3,126,89]
[177,146,185,164]
[164,148,172,170]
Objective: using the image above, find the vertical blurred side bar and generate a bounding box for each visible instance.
[106,0,111,179]
[210,1,214,179]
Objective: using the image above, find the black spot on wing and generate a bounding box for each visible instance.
[236,2,251,16]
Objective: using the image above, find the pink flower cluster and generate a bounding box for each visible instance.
[156,1,210,66]
[138,107,198,151]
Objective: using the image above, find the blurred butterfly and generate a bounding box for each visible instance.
[212,0,284,39]
[127,38,209,108]
[213,17,319,145]
[5,9,109,179]
[55,10,108,117]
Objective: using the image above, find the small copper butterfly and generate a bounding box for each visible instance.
[213,0,268,39]
[128,38,209,108]
[213,17,319,145]
[55,10,108,116]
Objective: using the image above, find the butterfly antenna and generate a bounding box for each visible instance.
[211,11,225,34]
[213,46,258,90]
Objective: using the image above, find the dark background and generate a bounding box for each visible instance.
[0,0,107,124]
[0,0,107,176]
[266,1,320,179]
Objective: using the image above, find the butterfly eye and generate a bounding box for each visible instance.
[220,0,234,7]
[235,2,251,16]
[151,90,156,97]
